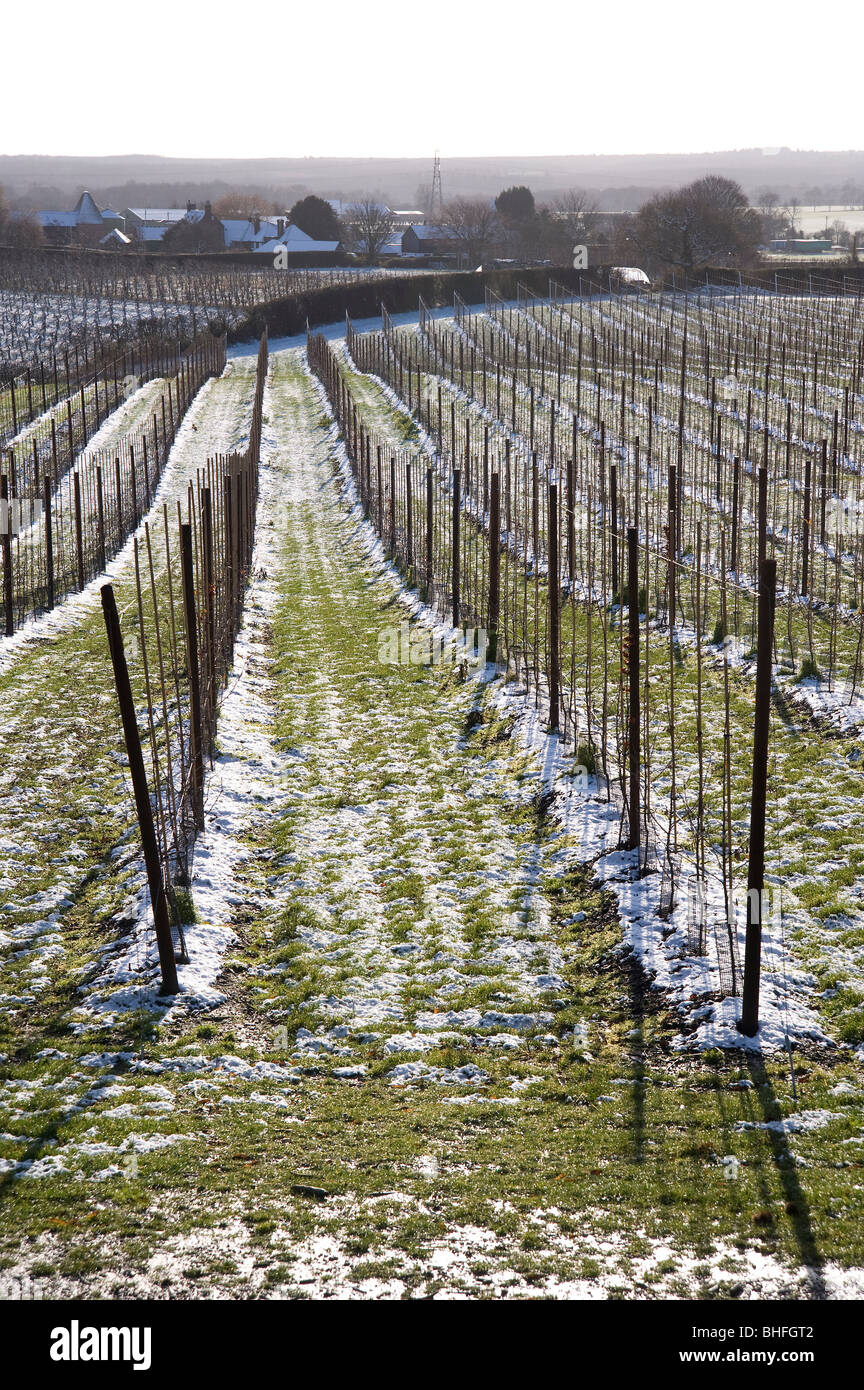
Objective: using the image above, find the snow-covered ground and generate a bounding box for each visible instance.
[1,326,863,1302]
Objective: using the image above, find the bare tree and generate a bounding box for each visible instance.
[826,219,851,248]
[0,185,44,248]
[211,192,280,218]
[2,214,45,249]
[348,198,394,264]
[540,188,597,260]
[550,188,596,237]
[440,197,497,266]
[632,176,762,274]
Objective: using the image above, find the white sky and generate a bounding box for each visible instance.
[1,0,859,159]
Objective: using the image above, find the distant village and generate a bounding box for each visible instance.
[6,184,857,274]
[19,191,462,265]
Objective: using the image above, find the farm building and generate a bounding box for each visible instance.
[36,191,121,246]
[99,228,132,250]
[221,217,282,251]
[769,238,833,255]
[162,205,226,254]
[136,225,170,246]
[254,223,342,261]
[401,224,458,257]
[123,205,196,236]
[378,232,406,258]
[326,198,389,221]
[391,209,426,226]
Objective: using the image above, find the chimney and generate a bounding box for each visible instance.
[276,217,285,237]
[186,199,193,212]
[253,213,260,235]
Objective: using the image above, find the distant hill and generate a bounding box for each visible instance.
[3,149,864,211]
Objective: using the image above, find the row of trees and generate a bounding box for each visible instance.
[212,186,598,266]
[4,176,847,272]
[334,179,770,273]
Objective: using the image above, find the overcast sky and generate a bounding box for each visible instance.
[3,0,858,160]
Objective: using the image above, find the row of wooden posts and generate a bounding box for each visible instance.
[101,332,268,994]
[366,296,864,631]
[313,319,778,1036]
[1,334,226,635]
[1,334,194,447]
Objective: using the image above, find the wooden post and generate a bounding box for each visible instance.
[819,437,828,547]
[115,457,123,544]
[224,467,235,621]
[738,558,777,1037]
[202,486,216,748]
[180,524,205,830]
[43,475,54,610]
[488,471,500,664]
[96,465,106,572]
[1,475,12,637]
[405,462,413,571]
[452,468,461,628]
[566,457,575,581]
[73,472,85,590]
[610,462,618,599]
[130,446,139,528]
[667,463,677,628]
[757,464,767,576]
[426,467,433,595]
[101,584,179,995]
[731,457,740,573]
[548,483,560,730]
[628,526,641,857]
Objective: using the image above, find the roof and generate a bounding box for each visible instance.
[100,229,131,245]
[36,191,108,229]
[101,209,121,219]
[38,211,78,227]
[254,228,340,255]
[356,232,403,255]
[125,208,191,224]
[73,191,104,224]
[138,225,169,242]
[221,218,279,244]
[404,224,454,241]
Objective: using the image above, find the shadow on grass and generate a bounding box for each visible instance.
[744,1054,827,1298]
[0,992,163,1208]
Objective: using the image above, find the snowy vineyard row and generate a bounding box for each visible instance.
[0,255,421,376]
[0,334,226,632]
[302,293,864,1032]
[100,332,269,989]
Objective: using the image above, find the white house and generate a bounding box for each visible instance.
[221,217,281,250]
[254,224,341,259]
